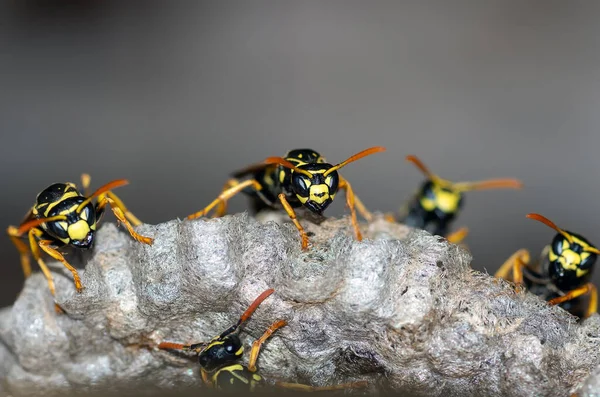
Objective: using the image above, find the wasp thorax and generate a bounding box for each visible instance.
[291,164,339,214]
[548,231,597,290]
[198,335,243,372]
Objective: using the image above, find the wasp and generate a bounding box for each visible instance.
[187,147,386,250]
[7,174,154,311]
[386,155,522,244]
[495,213,599,319]
[158,289,368,392]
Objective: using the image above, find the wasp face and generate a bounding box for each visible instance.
[291,163,339,214]
[198,334,243,372]
[548,232,597,290]
[43,199,97,248]
[418,180,464,222]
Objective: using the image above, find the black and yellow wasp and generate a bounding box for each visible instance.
[187,147,386,250]
[495,213,599,320]
[386,155,522,244]
[158,289,367,392]
[7,174,154,311]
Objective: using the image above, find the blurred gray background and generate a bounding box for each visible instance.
[1,0,599,306]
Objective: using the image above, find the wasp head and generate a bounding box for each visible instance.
[198,334,243,372]
[291,163,339,214]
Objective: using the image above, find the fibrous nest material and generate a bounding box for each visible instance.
[1,212,600,397]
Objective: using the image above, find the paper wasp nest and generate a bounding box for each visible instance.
[1,212,600,397]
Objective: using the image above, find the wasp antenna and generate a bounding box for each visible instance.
[453,178,523,192]
[323,146,386,176]
[157,342,188,351]
[264,157,313,177]
[526,213,574,244]
[17,215,68,235]
[218,288,275,339]
[76,179,129,213]
[585,246,600,255]
[404,154,447,185]
[239,288,275,323]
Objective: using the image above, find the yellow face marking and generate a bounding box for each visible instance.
[279,170,286,184]
[297,153,303,158]
[68,220,91,241]
[420,196,436,212]
[420,185,460,214]
[58,221,69,231]
[80,208,89,221]
[234,346,243,356]
[434,187,460,213]
[549,241,592,276]
[581,252,591,261]
[309,185,330,204]
[325,175,333,187]
[298,196,308,204]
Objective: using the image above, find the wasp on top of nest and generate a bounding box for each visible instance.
[495,213,599,320]
[186,146,386,250]
[7,174,153,312]
[386,154,523,244]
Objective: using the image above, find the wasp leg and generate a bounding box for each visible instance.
[7,226,32,278]
[81,173,92,196]
[214,179,242,217]
[247,319,287,372]
[338,177,364,241]
[187,179,263,220]
[446,227,469,244]
[548,283,598,318]
[96,190,144,226]
[274,380,368,392]
[26,229,64,313]
[352,192,374,223]
[494,249,530,291]
[38,239,83,293]
[278,194,309,250]
[98,197,154,245]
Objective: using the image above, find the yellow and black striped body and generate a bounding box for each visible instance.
[402,180,464,237]
[212,364,263,391]
[524,232,597,319]
[234,149,340,215]
[29,182,100,248]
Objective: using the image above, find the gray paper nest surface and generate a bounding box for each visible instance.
[1,212,600,397]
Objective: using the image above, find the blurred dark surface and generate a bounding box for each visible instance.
[2,0,600,308]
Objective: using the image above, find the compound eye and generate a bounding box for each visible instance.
[551,234,567,255]
[48,220,69,239]
[80,206,93,223]
[325,173,339,191]
[292,174,310,196]
[223,338,241,357]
